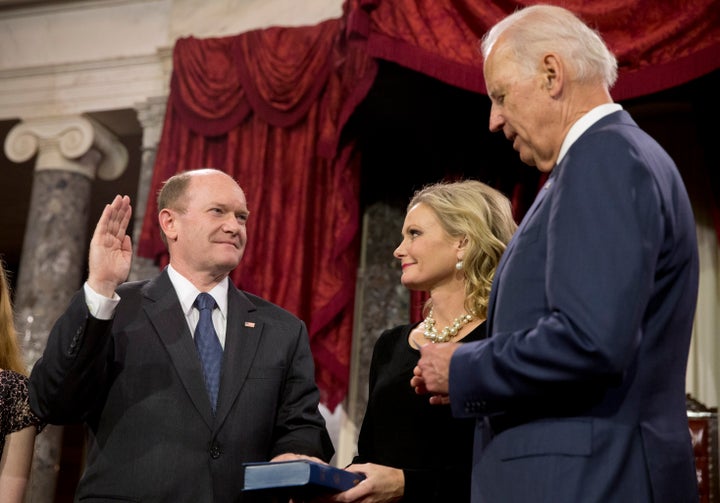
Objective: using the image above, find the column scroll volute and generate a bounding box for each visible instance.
[3,115,128,180]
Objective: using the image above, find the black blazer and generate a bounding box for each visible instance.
[30,270,333,502]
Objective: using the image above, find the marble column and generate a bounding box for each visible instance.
[129,96,167,282]
[336,201,409,465]
[4,115,128,503]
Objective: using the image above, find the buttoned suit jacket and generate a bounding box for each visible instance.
[450,111,699,503]
[30,270,333,502]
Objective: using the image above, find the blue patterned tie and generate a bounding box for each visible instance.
[194,293,223,411]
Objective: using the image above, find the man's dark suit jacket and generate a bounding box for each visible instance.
[30,270,333,502]
[450,110,699,502]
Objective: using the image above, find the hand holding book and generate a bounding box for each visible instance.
[242,459,365,497]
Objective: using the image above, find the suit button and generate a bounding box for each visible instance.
[209,443,222,459]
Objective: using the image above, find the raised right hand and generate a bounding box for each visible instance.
[87,195,133,298]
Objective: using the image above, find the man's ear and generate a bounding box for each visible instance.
[159,209,177,241]
[543,53,564,97]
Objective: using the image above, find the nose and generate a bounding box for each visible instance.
[489,104,504,133]
[223,214,242,234]
[393,241,405,259]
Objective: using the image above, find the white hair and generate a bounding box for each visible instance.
[481,5,618,88]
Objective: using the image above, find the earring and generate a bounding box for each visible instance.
[455,260,463,271]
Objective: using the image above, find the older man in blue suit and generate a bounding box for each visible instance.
[412,5,699,502]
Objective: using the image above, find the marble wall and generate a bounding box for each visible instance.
[349,202,410,433]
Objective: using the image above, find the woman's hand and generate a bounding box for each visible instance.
[327,463,403,503]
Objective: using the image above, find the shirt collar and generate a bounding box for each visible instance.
[166,264,229,318]
[556,103,623,165]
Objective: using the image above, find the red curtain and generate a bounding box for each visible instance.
[138,0,720,408]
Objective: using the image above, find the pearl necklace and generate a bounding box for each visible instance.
[422,308,474,343]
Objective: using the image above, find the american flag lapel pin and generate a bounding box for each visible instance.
[244,321,256,328]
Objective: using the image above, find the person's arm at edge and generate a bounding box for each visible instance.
[0,426,36,503]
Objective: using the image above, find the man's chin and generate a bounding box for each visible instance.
[518,151,537,167]
[218,254,243,273]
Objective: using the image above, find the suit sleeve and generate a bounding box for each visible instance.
[450,128,665,416]
[269,320,334,461]
[29,290,115,424]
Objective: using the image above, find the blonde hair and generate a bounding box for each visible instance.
[409,180,517,318]
[0,260,27,374]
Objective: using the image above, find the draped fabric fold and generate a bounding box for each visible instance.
[349,0,720,99]
[138,0,719,408]
[171,20,342,136]
[233,20,338,128]
[347,0,488,92]
[170,36,251,137]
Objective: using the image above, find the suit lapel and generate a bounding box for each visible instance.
[143,271,215,429]
[214,285,263,429]
[487,172,557,336]
[488,111,629,335]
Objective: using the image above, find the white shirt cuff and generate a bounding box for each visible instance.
[83,282,120,320]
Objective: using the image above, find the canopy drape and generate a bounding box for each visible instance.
[138,0,720,409]
[349,0,720,100]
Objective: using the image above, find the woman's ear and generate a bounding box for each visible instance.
[456,236,469,257]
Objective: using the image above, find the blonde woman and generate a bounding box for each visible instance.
[0,260,42,502]
[333,180,516,503]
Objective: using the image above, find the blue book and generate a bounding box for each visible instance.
[242,460,365,495]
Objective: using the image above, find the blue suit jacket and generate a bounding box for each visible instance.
[30,270,333,502]
[450,111,699,502]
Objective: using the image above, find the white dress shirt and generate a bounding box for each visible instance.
[84,264,229,348]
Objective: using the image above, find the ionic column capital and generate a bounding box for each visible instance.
[3,115,128,180]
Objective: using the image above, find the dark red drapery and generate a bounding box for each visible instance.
[138,0,720,408]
